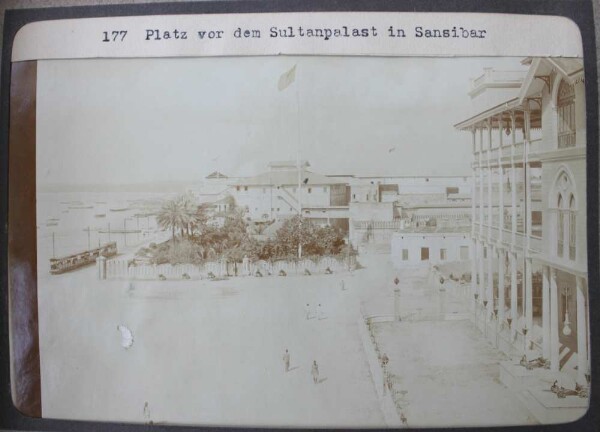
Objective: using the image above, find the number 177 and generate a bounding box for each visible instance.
[102,31,127,42]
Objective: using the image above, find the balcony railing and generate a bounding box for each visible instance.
[475,139,541,164]
[558,132,576,149]
[472,222,543,252]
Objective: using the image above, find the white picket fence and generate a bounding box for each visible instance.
[100,255,355,280]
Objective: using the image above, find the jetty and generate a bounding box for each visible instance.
[50,242,117,275]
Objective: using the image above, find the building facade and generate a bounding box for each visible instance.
[229,161,350,225]
[391,229,471,267]
[455,58,588,385]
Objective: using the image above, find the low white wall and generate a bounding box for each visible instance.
[100,256,355,280]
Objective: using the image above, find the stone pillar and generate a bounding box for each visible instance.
[498,248,505,322]
[97,255,107,280]
[550,268,560,372]
[510,252,518,339]
[576,276,588,385]
[525,258,533,348]
[542,266,551,360]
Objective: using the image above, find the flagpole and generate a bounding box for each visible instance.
[278,63,302,259]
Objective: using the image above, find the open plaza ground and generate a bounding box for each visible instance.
[38,250,544,427]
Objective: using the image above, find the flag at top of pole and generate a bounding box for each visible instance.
[278,65,297,91]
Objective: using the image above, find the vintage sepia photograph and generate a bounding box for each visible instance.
[35,55,589,427]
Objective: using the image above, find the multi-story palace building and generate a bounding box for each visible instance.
[454,58,588,385]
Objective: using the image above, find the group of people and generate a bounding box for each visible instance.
[303,279,348,320]
[282,349,320,384]
[280,279,352,387]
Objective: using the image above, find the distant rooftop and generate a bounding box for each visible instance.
[268,160,310,171]
[232,169,347,186]
[205,171,228,179]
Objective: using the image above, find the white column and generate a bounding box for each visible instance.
[542,266,551,360]
[479,128,484,239]
[471,128,477,236]
[487,245,494,319]
[486,122,493,320]
[471,239,477,310]
[498,115,504,242]
[525,258,533,347]
[498,248,505,322]
[576,276,588,385]
[510,252,518,339]
[524,109,532,250]
[478,241,485,299]
[550,268,559,372]
[471,129,477,310]
[510,112,517,246]
[487,122,493,241]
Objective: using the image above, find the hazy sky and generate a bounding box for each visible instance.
[37,56,526,186]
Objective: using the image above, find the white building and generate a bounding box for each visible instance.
[229,161,350,227]
[454,58,588,389]
[391,228,471,268]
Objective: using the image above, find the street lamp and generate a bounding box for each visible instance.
[483,299,488,338]
[474,293,480,330]
[493,308,499,347]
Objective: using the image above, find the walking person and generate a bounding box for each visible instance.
[283,349,290,372]
[311,360,319,384]
[340,279,346,290]
[380,353,390,394]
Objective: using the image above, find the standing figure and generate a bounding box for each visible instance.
[317,303,325,320]
[305,303,311,320]
[381,352,389,367]
[311,360,319,384]
[340,280,346,290]
[283,349,290,372]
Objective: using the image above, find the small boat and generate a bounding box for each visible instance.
[94,214,106,218]
[69,205,93,209]
[110,207,129,212]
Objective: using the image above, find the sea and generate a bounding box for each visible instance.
[37,191,176,274]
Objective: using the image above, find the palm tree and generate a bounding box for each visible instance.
[157,199,184,240]
[176,194,198,237]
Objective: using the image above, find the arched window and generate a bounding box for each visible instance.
[557,80,576,148]
[557,194,564,257]
[554,171,578,261]
[569,194,576,260]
